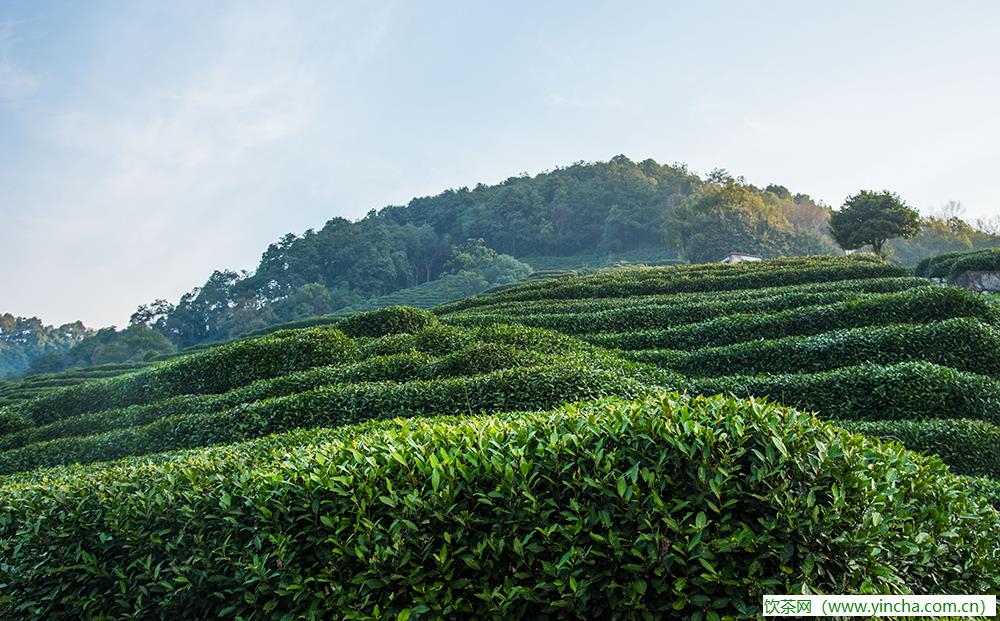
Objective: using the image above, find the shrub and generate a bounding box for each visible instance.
[13,327,357,425]
[0,408,27,436]
[585,286,997,350]
[335,306,438,338]
[441,276,929,323]
[916,249,1000,279]
[965,476,1000,510]
[440,255,907,311]
[836,418,1000,478]
[430,342,545,377]
[690,361,1000,424]
[445,286,932,334]
[0,395,213,452]
[0,364,656,474]
[1,393,996,619]
[947,248,1000,280]
[629,318,1000,378]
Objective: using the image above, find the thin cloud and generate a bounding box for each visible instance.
[0,21,37,100]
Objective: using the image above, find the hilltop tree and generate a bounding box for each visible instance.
[830,190,920,257]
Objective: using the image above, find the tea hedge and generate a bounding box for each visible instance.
[947,248,1000,280]
[836,418,1000,478]
[12,327,358,425]
[1,393,996,619]
[334,305,439,338]
[440,256,907,311]
[965,476,1000,510]
[915,251,970,278]
[0,394,213,452]
[440,276,929,320]
[0,409,26,436]
[0,363,659,474]
[585,286,997,351]
[690,361,1000,424]
[0,343,568,453]
[445,286,934,334]
[628,318,1000,378]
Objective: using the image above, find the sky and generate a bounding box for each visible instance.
[3,0,1000,327]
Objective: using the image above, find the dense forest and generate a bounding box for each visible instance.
[0,315,90,378]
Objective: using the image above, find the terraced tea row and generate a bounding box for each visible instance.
[627,317,1000,378]
[2,393,996,619]
[439,254,906,311]
[438,275,926,319]
[2,255,999,619]
[443,278,930,332]
[582,287,996,350]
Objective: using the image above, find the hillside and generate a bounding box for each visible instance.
[0,314,90,379]
[131,157,847,349]
[1,254,999,618]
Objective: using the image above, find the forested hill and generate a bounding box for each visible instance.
[0,315,89,378]
[132,156,841,348]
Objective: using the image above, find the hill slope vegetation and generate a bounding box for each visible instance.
[1,254,999,618]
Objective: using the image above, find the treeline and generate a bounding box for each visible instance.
[131,157,846,348]
[890,212,1000,264]
[0,315,89,379]
[26,324,175,376]
[121,156,1000,350]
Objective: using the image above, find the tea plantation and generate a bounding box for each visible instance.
[1,254,999,619]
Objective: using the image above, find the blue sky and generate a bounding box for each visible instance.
[3,1,1000,327]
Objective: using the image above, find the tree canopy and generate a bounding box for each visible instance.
[0,314,90,379]
[830,190,921,257]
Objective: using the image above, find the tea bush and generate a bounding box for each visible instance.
[441,276,928,319]
[0,364,657,474]
[441,256,906,311]
[629,318,1000,378]
[0,408,26,436]
[691,361,1000,423]
[585,287,997,350]
[444,286,932,334]
[13,327,357,425]
[836,418,1000,478]
[334,305,439,338]
[1,393,996,619]
[947,248,1000,280]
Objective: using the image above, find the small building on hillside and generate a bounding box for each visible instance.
[720,253,762,264]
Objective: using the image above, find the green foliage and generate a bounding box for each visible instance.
[946,248,1000,279]
[837,418,1000,478]
[0,313,90,379]
[888,215,1000,267]
[4,253,1000,617]
[915,250,971,277]
[440,276,928,318]
[0,364,655,475]
[665,180,837,262]
[14,327,357,425]
[334,306,438,338]
[630,317,1000,378]
[691,361,1000,424]
[916,248,1000,282]
[965,476,1000,510]
[585,286,996,350]
[26,323,175,375]
[1,393,996,619]
[0,409,27,436]
[439,254,905,312]
[829,190,921,257]
[446,280,930,334]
